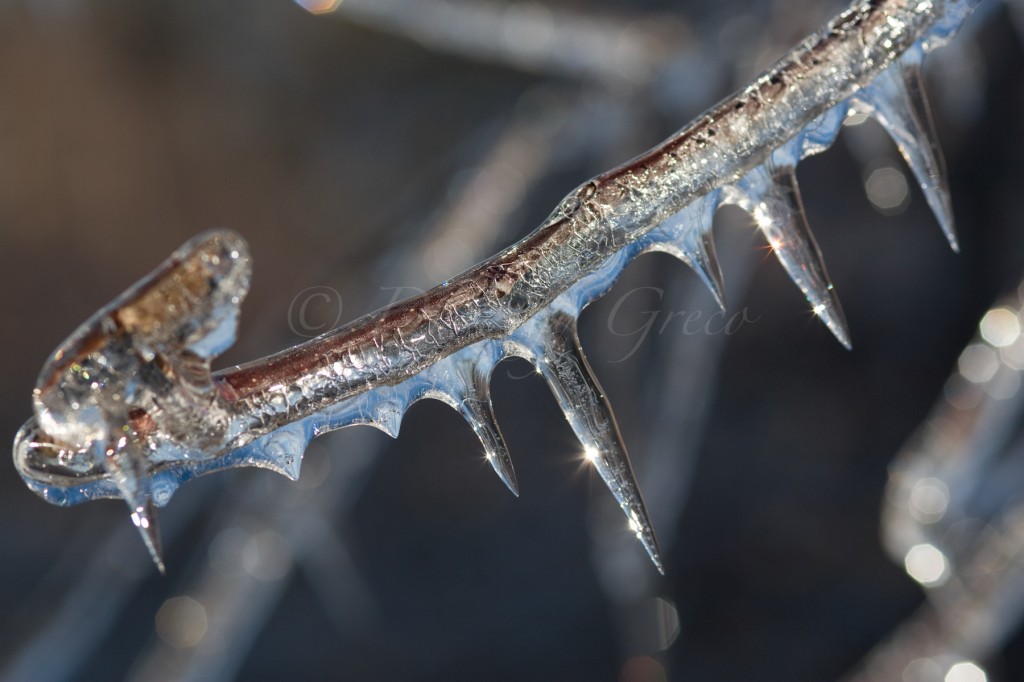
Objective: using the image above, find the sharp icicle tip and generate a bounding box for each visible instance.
[737,164,851,349]
[683,230,728,312]
[853,50,958,252]
[130,498,166,575]
[459,375,519,497]
[104,448,166,573]
[534,313,663,572]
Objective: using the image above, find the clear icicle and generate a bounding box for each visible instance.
[525,311,663,572]
[453,360,519,496]
[105,447,165,573]
[852,46,958,251]
[687,229,727,311]
[647,193,727,310]
[730,162,851,349]
[130,497,165,576]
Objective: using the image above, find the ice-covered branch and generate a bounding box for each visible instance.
[14,0,981,572]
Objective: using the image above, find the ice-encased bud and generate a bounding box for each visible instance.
[24,230,249,501]
[20,230,250,569]
[32,230,249,455]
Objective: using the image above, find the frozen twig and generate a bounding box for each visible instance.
[14,0,980,572]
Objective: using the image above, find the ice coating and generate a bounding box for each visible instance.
[14,0,981,572]
[19,229,251,569]
[19,231,251,571]
[32,231,249,455]
[221,0,975,426]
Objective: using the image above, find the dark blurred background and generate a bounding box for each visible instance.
[1,0,1023,680]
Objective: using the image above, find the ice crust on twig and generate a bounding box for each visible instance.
[14,0,980,571]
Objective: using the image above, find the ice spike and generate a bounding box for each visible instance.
[130,497,166,575]
[679,195,727,311]
[682,229,727,312]
[534,312,663,572]
[736,163,851,349]
[853,49,958,251]
[456,365,519,497]
[648,194,727,310]
[105,448,166,573]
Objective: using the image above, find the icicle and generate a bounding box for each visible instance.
[525,311,663,572]
[852,46,958,251]
[129,497,165,575]
[683,229,727,311]
[730,162,851,349]
[412,343,520,495]
[647,192,727,310]
[453,361,519,496]
[104,446,165,573]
